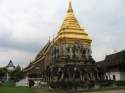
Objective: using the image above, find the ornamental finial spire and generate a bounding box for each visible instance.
[67,0,73,12]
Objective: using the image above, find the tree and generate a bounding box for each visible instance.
[0,67,7,80]
[9,65,24,82]
[89,56,95,64]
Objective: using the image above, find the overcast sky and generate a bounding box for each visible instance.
[0,0,125,67]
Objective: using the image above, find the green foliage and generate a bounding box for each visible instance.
[89,56,95,64]
[0,65,25,82]
[99,80,114,87]
[0,67,7,78]
[3,81,15,87]
[9,65,25,82]
[115,81,125,86]
[0,81,3,86]
[49,80,95,89]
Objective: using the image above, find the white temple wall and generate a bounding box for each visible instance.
[120,72,125,81]
[106,72,125,81]
[7,67,15,71]
[106,72,120,81]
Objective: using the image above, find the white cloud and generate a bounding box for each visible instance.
[0,0,125,67]
[0,47,35,67]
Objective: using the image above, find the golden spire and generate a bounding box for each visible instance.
[56,0,92,45]
[60,1,81,30]
[67,0,73,13]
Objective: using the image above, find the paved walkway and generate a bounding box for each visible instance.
[85,89,125,93]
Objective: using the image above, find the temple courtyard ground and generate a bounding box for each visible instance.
[0,86,125,93]
[85,89,125,93]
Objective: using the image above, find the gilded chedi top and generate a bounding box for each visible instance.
[56,1,92,45]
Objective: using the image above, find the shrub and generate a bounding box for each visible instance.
[115,81,125,86]
[49,80,95,89]
[3,81,15,87]
[97,80,114,87]
[0,81,3,86]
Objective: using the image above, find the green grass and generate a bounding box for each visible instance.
[0,86,125,93]
[0,86,34,93]
[0,86,67,93]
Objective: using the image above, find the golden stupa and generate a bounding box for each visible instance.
[24,1,95,81]
[55,1,92,45]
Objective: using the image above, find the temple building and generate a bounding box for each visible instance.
[96,50,125,81]
[6,60,15,71]
[24,1,102,88]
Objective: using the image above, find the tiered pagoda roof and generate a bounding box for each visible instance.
[55,1,92,45]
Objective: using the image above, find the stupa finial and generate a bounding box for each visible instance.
[67,0,73,12]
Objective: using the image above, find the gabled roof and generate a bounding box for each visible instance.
[6,60,15,68]
[96,50,125,67]
[35,41,51,59]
